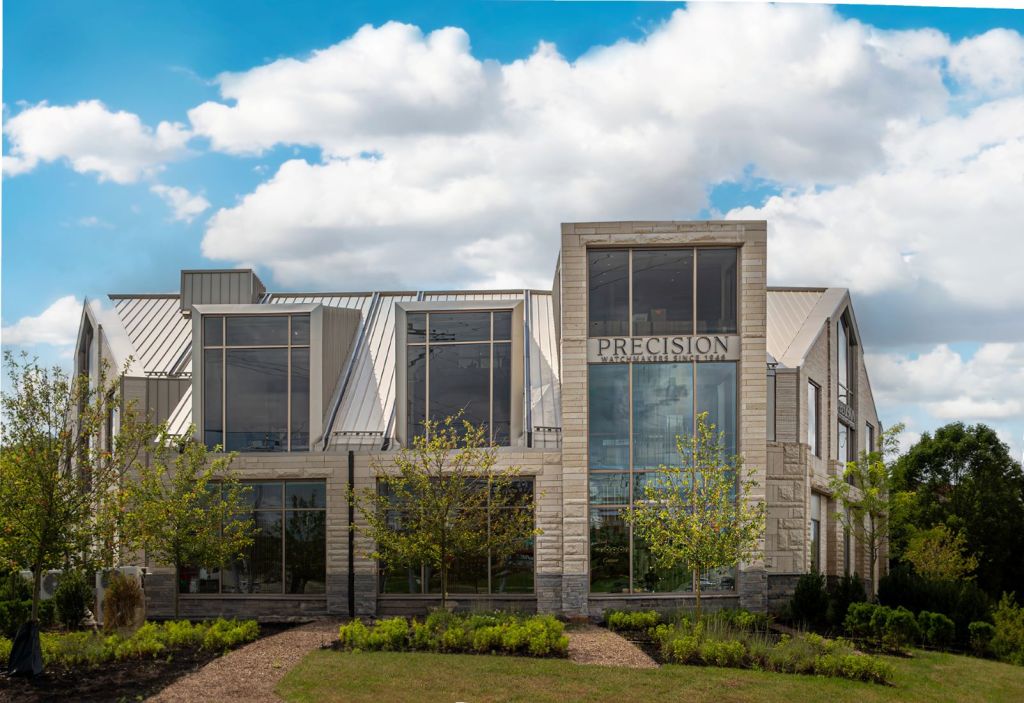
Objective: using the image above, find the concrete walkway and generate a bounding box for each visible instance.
[149,620,340,702]
[567,625,659,669]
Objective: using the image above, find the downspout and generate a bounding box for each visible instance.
[348,449,356,619]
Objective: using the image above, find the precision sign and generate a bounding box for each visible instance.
[587,335,741,363]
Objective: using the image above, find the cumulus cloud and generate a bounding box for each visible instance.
[193,5,957,289]
[949,28,1024,98]
[867,343,1024,421]
[150,184,211,223]
[1,295,83,347]
[3,100,190,183]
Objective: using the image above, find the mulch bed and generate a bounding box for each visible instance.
[0,623,295,703]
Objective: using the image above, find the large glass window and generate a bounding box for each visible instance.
[379,478,535,595]
[588,250,629,337]
[407,310,512,445]
[178,480,326,595]
[838,315,854,407]
[202,315,310,452]
[810,493,822,573]
[808,381,820,458]
[588,361,738,593]
[587,247,737,338]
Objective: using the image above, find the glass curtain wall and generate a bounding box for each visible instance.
[178,480,326,595]
[406,310,513,445]
[202,315,310,452]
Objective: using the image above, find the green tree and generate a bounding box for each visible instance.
[903,523,978,582]
[122,427,256,618]
[0,352,156,626]
[623,412,766,621]
[352,416,539,610]
[830,423,904,595]
[890,422,1024,600]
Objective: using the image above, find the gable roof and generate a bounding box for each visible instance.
[766,287,849,369]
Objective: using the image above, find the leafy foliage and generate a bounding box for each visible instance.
[121,427,256,618]
[878,564,992,645]
[337,611,568,657]
[991,593,1024,666]
[604,609,661,631]
[904,524,978,582]
[843,602,924,654]
[790,572,829,630]
[653,618,893,684]
[352,416,539,608]
[829,423,904,593]
[0,352,158,624]
[54,570,93,630]
[0,618,258,669]
[890,422,1024,600]
[917,611,955,649]
[623,412,766,620]
[969,621,996,657]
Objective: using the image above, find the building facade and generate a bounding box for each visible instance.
[73,221,882,620]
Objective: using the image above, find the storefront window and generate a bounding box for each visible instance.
[202,315,311,452]
[179,480,326,595]
[407,310,512,445]
[588,250,629,337]
[588,361,738,593]
[632,249,693,336]
[378,478,535,595]
[696,249,738,334]
[808,381,820,457]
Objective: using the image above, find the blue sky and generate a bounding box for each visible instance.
[3,2,1024,459]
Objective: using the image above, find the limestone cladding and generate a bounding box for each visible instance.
[558,221,768,615]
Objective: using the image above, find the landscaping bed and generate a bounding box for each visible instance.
[0,619,287,703]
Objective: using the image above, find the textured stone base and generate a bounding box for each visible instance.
[767,573,802,614]
[561,574,589,616]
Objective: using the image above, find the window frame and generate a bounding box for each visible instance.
[178,479,328,598]
[201,313,312,453]
[807,380,821,458]
[376,477,538,597]
[586,246,740,339]
[587,360,739,595]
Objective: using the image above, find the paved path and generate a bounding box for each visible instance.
[567,625,659,669]
[149,620,340,703]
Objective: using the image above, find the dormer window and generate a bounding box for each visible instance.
[406,310,513,446]
[202,314,310,452]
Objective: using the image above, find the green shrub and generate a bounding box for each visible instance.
[0,599,32,638]
[969,621,996,657]
[102,572,142,632]
[338,619,370,649]
[713,608,772,632]
[826,574,866,629]
[699,639,746,667]
[605,609,660,632]
[54,570,93,631]
[790,572,829,629]
[991,593,1024,666]
[366,617,409,651]
[814,652,894,684]
[883,607,920,653]
[0,636,11,663]
[844,602,877,641]
[918,611,955,650]
[203,618,259,651]
[879,564,991,645]
[410,619,432,650]
[0,572,30,601]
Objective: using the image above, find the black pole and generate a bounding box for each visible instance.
[348,450,355,619]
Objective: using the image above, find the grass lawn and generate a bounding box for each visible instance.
[277,648,1024,703]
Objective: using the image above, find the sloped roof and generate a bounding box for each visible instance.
[766,287,849,369]
[108,289,562,451]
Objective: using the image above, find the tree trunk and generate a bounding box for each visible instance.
[31,566,42,623]
[694,575,702,623]
[440,564,448,611]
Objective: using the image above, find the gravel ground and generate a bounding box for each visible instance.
[148,619,341,703]
[567,625,659,669]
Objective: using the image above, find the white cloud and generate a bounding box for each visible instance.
[1,295,83,347]
[867,343,1024,422]
[949,28,1024,98]
[150,184,210,223]
[3,100,190,183]
[193,6,957,289]
[727,96,1024,310]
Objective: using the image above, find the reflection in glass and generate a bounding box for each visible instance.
[633,363,694,468]
[696,362,737,456]
[222,511,283,594]
[493,311,512,341]
[203,349,223,448]
[291,348,310,451]
[700,566,736,592]
[696,248,737,334]
[588,250,629,337]
[589,473,630,505]
[407,347,427,439]
[429,312,491,343]
[203,316,223,346]
[590,508,629,593]
[634,534,692,593]
[428,344,490,433]
[225,315,289,346]
[588,364,629,469]
[491,532,534,593]
[632,249,693,336]
[290,314,310,345]
[407,312,426,342]
[285,510,326,594]
[286,481,325,509]
[225,348,288,451]
[492,342,512,445]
